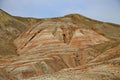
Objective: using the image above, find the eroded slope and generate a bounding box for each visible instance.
[0,10,120,80]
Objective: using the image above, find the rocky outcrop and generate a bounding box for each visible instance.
[0,9,120,80]
[14,22,109,55]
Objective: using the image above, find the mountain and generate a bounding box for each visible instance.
[0,9,120,80]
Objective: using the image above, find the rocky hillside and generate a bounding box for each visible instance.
[0,9,120,80]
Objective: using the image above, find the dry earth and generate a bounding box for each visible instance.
[0,9,120,80]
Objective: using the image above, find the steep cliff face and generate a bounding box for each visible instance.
[0,10,120,80]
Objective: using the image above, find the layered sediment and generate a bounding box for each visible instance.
[0,9,120,80]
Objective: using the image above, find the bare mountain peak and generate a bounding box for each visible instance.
[64,13,85,18]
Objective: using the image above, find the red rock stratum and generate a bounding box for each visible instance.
[0,9,120,80]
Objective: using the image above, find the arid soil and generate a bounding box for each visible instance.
[0,9,120,80]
